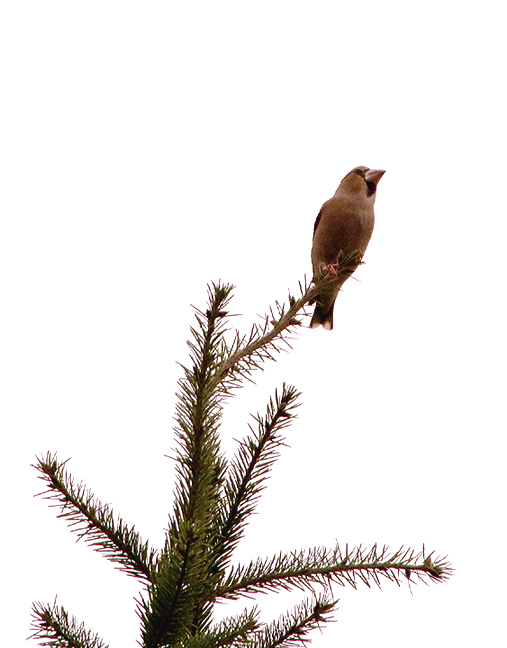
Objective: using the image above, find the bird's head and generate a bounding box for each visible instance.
[339,166,386,199]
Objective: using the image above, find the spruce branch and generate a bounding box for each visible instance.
[211,385,300,575]
[171,281,233,529]
[29,600,108,648]
[212,278,316,394]
[180,607,260,648]
[30,275,452,648]
[32,452,156,581]
[252,595,337,648]
[139,522,207,648]
[216,544,452,600]
[142,283,235,647]
[214,252,361,393]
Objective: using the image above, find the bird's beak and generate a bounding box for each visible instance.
[365,169,386,184]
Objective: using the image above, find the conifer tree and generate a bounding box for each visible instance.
[30,265,452,648]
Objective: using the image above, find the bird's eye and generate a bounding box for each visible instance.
[354,168,366,177]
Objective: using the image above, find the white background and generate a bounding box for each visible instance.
[2,2,506,646]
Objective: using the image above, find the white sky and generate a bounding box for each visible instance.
[2,2,506,646]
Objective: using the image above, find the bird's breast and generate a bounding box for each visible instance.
[312,200,373,263]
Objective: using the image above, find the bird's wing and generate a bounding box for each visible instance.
[312,210,322,239]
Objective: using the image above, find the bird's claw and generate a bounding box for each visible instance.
[325,263,339,277]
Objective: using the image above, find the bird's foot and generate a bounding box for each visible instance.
[325,263,339,277]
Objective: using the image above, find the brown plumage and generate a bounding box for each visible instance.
[310,166,385,330]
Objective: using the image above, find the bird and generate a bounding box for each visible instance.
[310,166,385,330]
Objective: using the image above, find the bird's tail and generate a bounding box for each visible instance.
[309,303,334,330]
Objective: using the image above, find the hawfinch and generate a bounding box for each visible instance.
[310,166,385,330]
